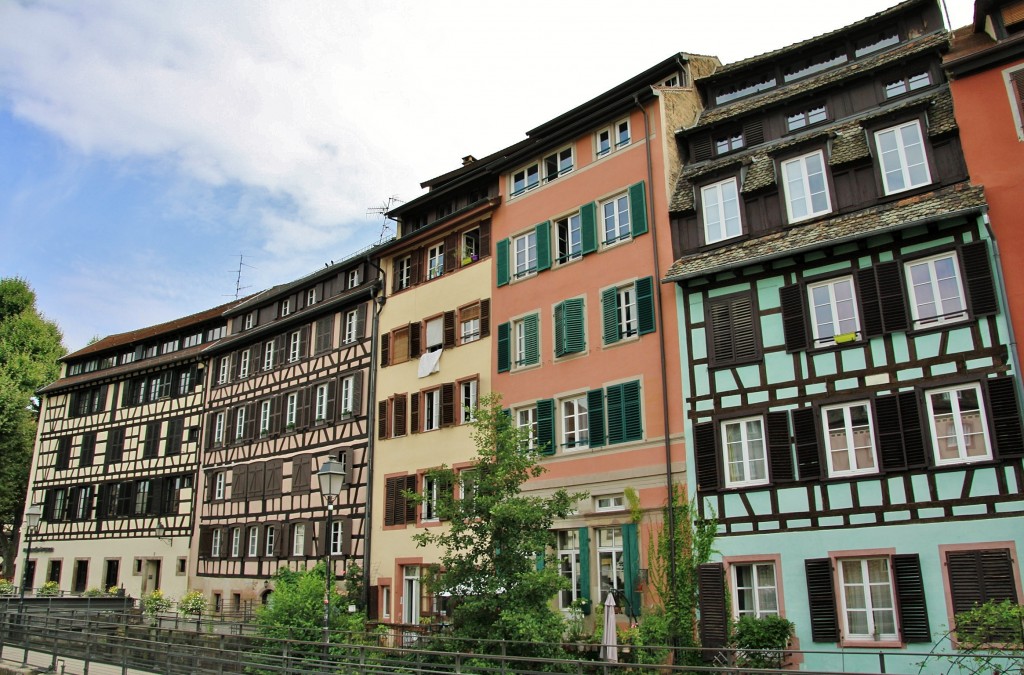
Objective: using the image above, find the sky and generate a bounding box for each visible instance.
[0,0,975,352]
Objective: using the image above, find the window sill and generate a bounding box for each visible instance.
[841,639,902,649]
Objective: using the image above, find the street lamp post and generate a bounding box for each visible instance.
[18,504,43,607]
[316,455,347,659]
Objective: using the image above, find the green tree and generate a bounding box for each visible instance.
[0,278,65,579]
[411,394,587,657]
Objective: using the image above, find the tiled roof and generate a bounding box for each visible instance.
[64,297,249,361]
[830,122,871,165]
[691,31,948,129]
[40,343,207,394]
[664,183,986,282]
[742,154,776,193]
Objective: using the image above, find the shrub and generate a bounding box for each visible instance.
[732,614,795,669]
[0,579,15,596]
[142,589,173,619]
[37,581,60,597]
[83,586,105,597]
[178,590,208,616]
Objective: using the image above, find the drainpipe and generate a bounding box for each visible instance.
[361,257,387,613]
[981,212,1024,414]
[634,92,679,627]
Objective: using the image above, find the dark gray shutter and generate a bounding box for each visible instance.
[742,119,764,146]
[698,563,728,663]
[380,333,390,367]
[403,475,418,524]
[779,283,809,351]
[694,421,720,492]
[899,392,927,468]
[479,299,490,338]
[961,241,998,317]
[791,408,821,480]
[393,394,407,437]
[985,376,1023,457]
[410,392,420,434]
[892,554,931,643]
[857,267,884,338]
[875,394,907,471]
[232,465,248,501]
[377,400,388,439]
[875,261,909,333]
[409,322,421,358]
[497,322,511,372]
[692,134,713,162]
[766,411,794,482]
[805,558,839,642]
[351,370,364,416]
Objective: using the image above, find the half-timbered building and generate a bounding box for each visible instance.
[666,0,1024,669]
[25,301,241,598]
[370,156,497,623]
[192,249,382,611]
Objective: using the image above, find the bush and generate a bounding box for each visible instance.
[83,586,105,597]
[0,579,15,596]
[37,581,60,597]
[732,614,794,669]
[178,590,208,616]
[141,589,173,619]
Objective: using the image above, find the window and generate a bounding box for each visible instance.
[213,411,225,446]
[143,421,160,458]
[460,380,477,424]
[722,417,767,488]
[263,341,275,370]
[422,475,440,522]
[602,278,655,344]
[598,528,624,596]
[403,566,421,624]
[149,372,172,400]
[211,529,222,557]
[553,298,586,357]
[291,523,306,556]
[330,520,344,555]
[905,253,966,328]
[235,407,247,441]
[601,193,631,245]
[543,147,573,182]
[427,243,445,280]
[808,277,860,345]
[513,314,540,367]
[732,562,779,618]
[259,400,272,436]
[134,480,151,515]
[787,104,827,131]
[381,586,391,619]
[280,299,291,317]
[715,132,744,155]
[556,212,582,263]
[244,312,255,330]
[884,72,931,98]
[285,392,298,429]
[511,163,540,196]
[384,475,417,526]
[558,530,582,610]
[702,178,742,244]
[462,229,480,263]
[239,349,250,378]
[514,230,537,278]
[340,376,355,418]
[264,526,276,557]
[248,527,259,557]
[315,383,329,423]
[307,288,317,306]
[838,558,897,640]
[79,432,96,467]
[218,357,230,384]
[177,366,195,395]
[875,120,931,194]
[396,256,412,290]
[561,396,589,451]
[460,304,481,344]
[517,407,537,450]
[214,472,225,501]
[707,292,760,365]
[596,495,624,512]
[425,316,443,352]
[926,383,991,466]
[344,309,359,344]
[288,331,301,362]
[782,151,831,223]
[1007,66,1024,140]
[348,268,361,288]
[946,548,1020,626]
[822,402,877,476]
[423,388,440,431]
[106,428,125,464]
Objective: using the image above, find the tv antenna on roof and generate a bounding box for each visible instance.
[229,253,255,299]
[367,196,402,244]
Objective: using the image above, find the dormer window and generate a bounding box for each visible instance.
[243,312,255,330]
[783,50,848,83]
[715,73,777,105]
[543,147,574,182]
[511,164,540,196]
[280,299,291,317]
[715,132,744,156]
[854,30,899,58]
[787,104,828,132]
[884,72,931,98]
[596,121,631,158]
[307,288,317,306]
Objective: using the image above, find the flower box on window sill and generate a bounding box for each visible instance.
[833,332,858,344]
[285,424,296,433]
[259,430,269,439]
[340,411,353,421]
[314,417,326,426]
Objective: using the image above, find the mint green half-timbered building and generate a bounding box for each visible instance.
[665,0,1024,670]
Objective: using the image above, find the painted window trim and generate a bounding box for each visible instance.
[780,149,833,224]
[925,382,993,466]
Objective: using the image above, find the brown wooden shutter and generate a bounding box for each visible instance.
[892,554,931,642]
[275,335,286,367]
[697,563,728,663]
[270,395,282,435]
[692,134,713,162]
[742,119,764,147]
[325,379,337,423]
[805,558,839,642]
[409,249,422,286]
[292,455,311,493]
[445,232,458,273]
[341,516,352,557]
[378,400,388,439]
[791,407,821,480]
[948,549,1019,615]
[443,311,456,348]
[410,392,420,434]
[779,283,809,351]
[409,322,421,358]
[351,370,364,416]
[380,333,390,367]
[393,395,407,436]
[479,220,491,258]
[961,241,998,317]
[265,459,283,497]
[247,463,265,499]
[875,261,909,333]
[303,520,315,557]
[694,421,720,492]
[384,477,397,526]
[441,383,455,427]
[985,376,1024,457]
[232,465,248,501]
[244,403,256,440]
[900,391,927,467]
[198,527,213,558]
[766,411,794,482]
[403,474,418,524]
[480,299,491,337]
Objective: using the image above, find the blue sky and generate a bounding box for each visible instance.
[0,0,974,352]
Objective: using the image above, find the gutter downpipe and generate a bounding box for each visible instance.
[981,211,1024,417]
[634,91,679,636]
[361,257,387,613]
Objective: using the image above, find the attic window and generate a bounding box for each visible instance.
[715,74,777,105]
[784,50,848,82]
[787,104,828,131]
[885,72,931,98]
[855,31,899,57]
[715,132,744,155]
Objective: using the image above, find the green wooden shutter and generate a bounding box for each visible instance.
[496,238,510,287]
[606,384,625,444]
[536,399,555,455]
[636,277,655,335]
[622,380,642,441]
[497,322,511,373]
[601,287,619,344]
[587,389,605,448]
[559,298,585,355]
[578,527,592,615]
[536,221,552,272]
[622,523,641,616]
[523,313,540,366]
[580,202,598,255]
[628,181,648,237]
[553,302,566,357]
[536,553,545,571]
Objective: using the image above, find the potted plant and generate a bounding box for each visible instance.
[83,586,105,597]
[142,589,173,625]
[38,580,60,597]
[286,422,296,432]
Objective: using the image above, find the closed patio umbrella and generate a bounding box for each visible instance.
[600,592,618,663]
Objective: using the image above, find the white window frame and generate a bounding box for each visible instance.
[280,299,291,317]
[381,586,391,619]
[511,163,540,197]
[543,146,574,182]
[514,230,538,278]
[822,402,878,477]
[422,476,440,522]
[264,525,276,557]
[808,276,861,346]
[556,212,582,263]
[702,178,742,245]
[460,316,480,344]
[348,268,361,289]
[517,406,537,451]
[315,383,329,423]
[330,520,344,556]
[344,309,359,344]
[874,120,931,195]
[248,526,259,557]
[600,193,631,245]
[427,243,445,279]
[239,349,250,378]
[838,557,898,641]
[285,392,298,429]
[218,357,230,384]
[214,412,225,446]
[926,383,992,466]
[905,252,967,329]
[214,472,225,500]
[259,400,272,436]
[263,341,275,371]
[557,530,581,610]
[460,379,478,424]
[307,288,317,306]
[424,388,440,431]
[786,104,827,131]
[722,416,768,488]
[731,562,780,619]
[292,523,305,556]
[402,566,421,624]
[211,529,222,557]
[230,527,241,557]
[235,407,246,441]
[244,312,255,330]
[1004,65,1024,141]
[561,395,589,451]
[513,317,528,366]
[597,527,624,596]
[617,284,638,338]
[781,150,831,223]
[595,495,625,512]
[288,331,301,362]
[340,376,354,417]
[396,256,411,290]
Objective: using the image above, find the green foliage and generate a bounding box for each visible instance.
[142,589,173,618]
[0,278,65,578]
[178,590,208,615]
[410,394,587,658]
[919,600,1024,675]
[731,614,794,669]
[37,580,60,597]
[0,578,15,595]
[646,484,717,665]
[83,586,105,597]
